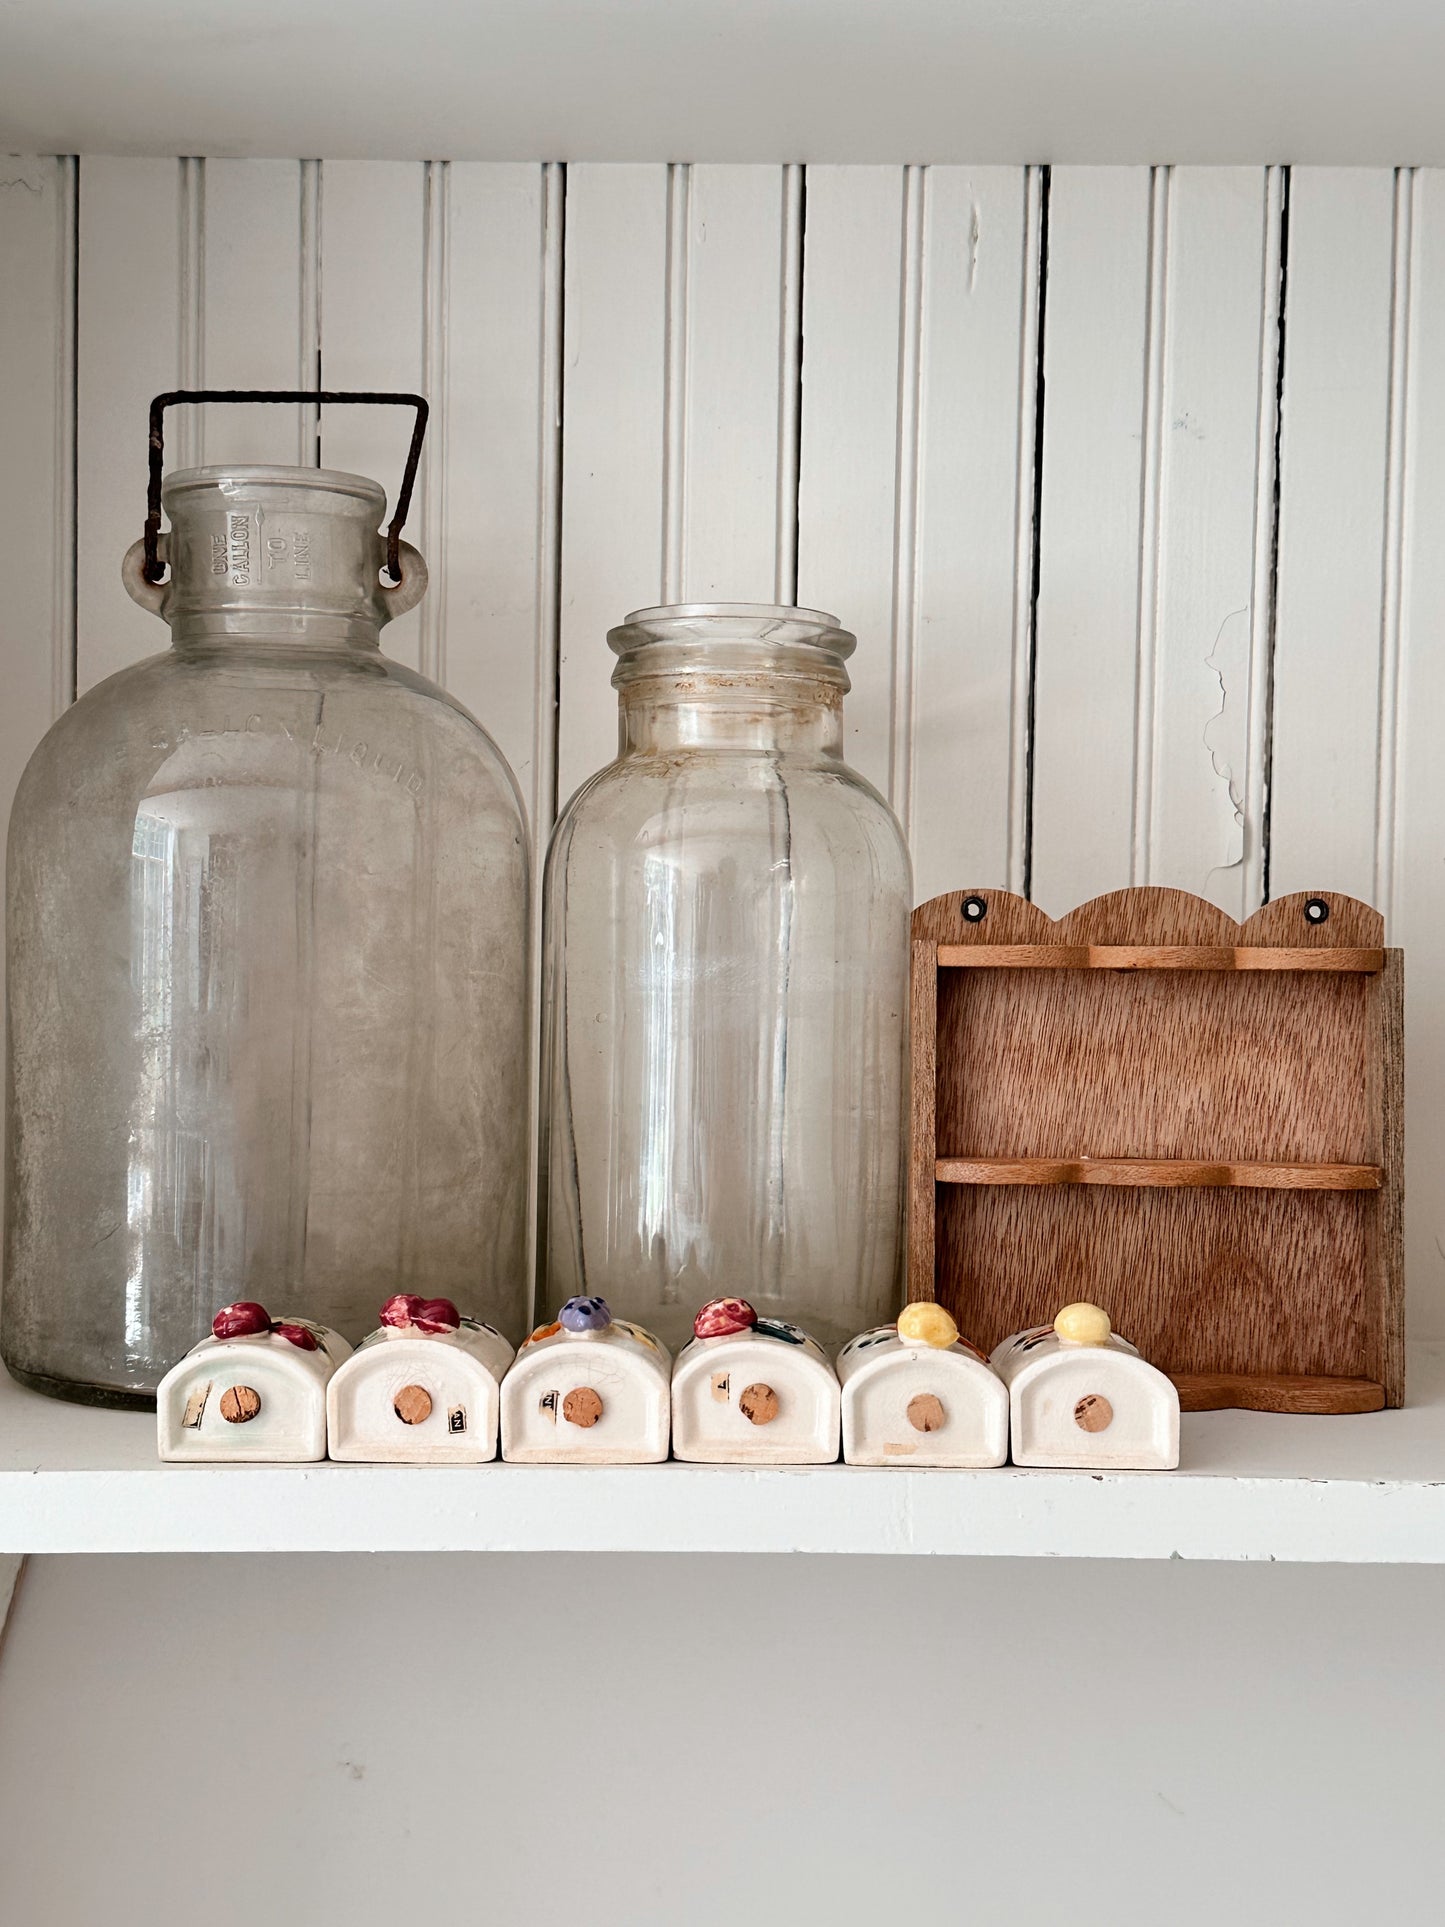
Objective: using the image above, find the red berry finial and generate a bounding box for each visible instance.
[378,1294,461,1334]
[693,1297,757,1340]
[212,1302,321,1350]
[212,1301,272,1340]
[412,1298,461,1334]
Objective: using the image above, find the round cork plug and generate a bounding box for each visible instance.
[1074,1393,1114,1433]
[907,1392,947,1433]
[896,1303,959,1349]
[393,1384,433,1425]
[1053,1302,1112,1348]
[562,1386,604,1428]
[739,1382,779,1425]
[219,1385,261,1424]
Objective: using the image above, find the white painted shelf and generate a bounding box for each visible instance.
[2,1346,1444,1561]
[6,0,1445,163]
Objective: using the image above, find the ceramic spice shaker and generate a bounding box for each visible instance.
[157,1302,350,1462]
[500,1298,671,1463]
[670,1297,840,1464]
[991,1302,1181,1470]
[326,1295,514,1463]
[839,1302,1008,1466]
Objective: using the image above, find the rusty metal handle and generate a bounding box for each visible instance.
[143,390,430,586]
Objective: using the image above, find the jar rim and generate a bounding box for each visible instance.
[609,602,856,659]
[162,464,387,509]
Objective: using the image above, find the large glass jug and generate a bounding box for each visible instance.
[4,411,530,1407]
[538,603,911,1353]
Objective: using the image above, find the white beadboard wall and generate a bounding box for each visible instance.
[3,155,1443,1329]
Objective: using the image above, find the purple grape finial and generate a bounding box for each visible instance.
[559,1296,613,1333]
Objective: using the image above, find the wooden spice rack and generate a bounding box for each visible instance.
[909,888,1404,1414]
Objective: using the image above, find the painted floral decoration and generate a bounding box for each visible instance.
[753,1316,806,1345]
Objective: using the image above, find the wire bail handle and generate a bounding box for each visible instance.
[142,390,430,586]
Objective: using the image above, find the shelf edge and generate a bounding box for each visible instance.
[933,1157,1385,1190]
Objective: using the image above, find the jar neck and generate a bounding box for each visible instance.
[144,465,412,654]
[166,610,384,654]
[618,673,845,757]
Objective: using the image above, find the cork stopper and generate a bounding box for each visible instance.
[393,1384,433,1425]
[896,1303,959,1349]
[1054,1302,1112,1348]
[219,1385,261,1424]
[739,1382,779,1425]
[562,1387,604,1428]
[906,1393,947,1433]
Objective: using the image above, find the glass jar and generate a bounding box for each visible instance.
[538,603,911,1353]
[4,465,530,1406]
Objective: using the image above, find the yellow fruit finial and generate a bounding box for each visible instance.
[897,1302,960,1349]
[1054,1302,1111,1348]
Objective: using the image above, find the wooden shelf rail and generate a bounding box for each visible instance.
[934,944,1385,972]
[934,1156,1384,1191]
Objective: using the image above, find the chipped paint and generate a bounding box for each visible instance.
[1202,603,1252,885]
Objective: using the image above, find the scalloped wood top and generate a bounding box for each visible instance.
[913,886,1384,953]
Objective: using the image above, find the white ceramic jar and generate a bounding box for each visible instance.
[500,1298,671,1463]
[326,1295,514,1463]
[991,1302,1180,1470]
[157,1301,349,1461]
[839,1302,1008,1466]
[671,1297,840,1464]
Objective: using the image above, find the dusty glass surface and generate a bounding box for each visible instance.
[4,467,530,1406]
[538,604,911,1354]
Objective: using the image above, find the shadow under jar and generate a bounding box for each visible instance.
[3,466,530,1406]
[538,604,911,1354]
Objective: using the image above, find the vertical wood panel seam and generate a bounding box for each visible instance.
[313,159,327,465]
[889,163,926,836]
[298,159,321,463]
[1258,165,1292,907]
[662,161,691,602]
[537,160,565,848]
[775,163,804,605]
[1375,165,1416,930]
[1008,165,1044,896]
[527,158,566,1308]
[1021,164,1051,904]
[53,155,77,716]
[1241,165,1285,916]
[420,159,449,686]
[1132,164,1170,886]
[177,156,204,468]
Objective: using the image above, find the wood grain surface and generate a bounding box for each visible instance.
[1172,1373,1386,1414]
[912,886,1405,1407]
